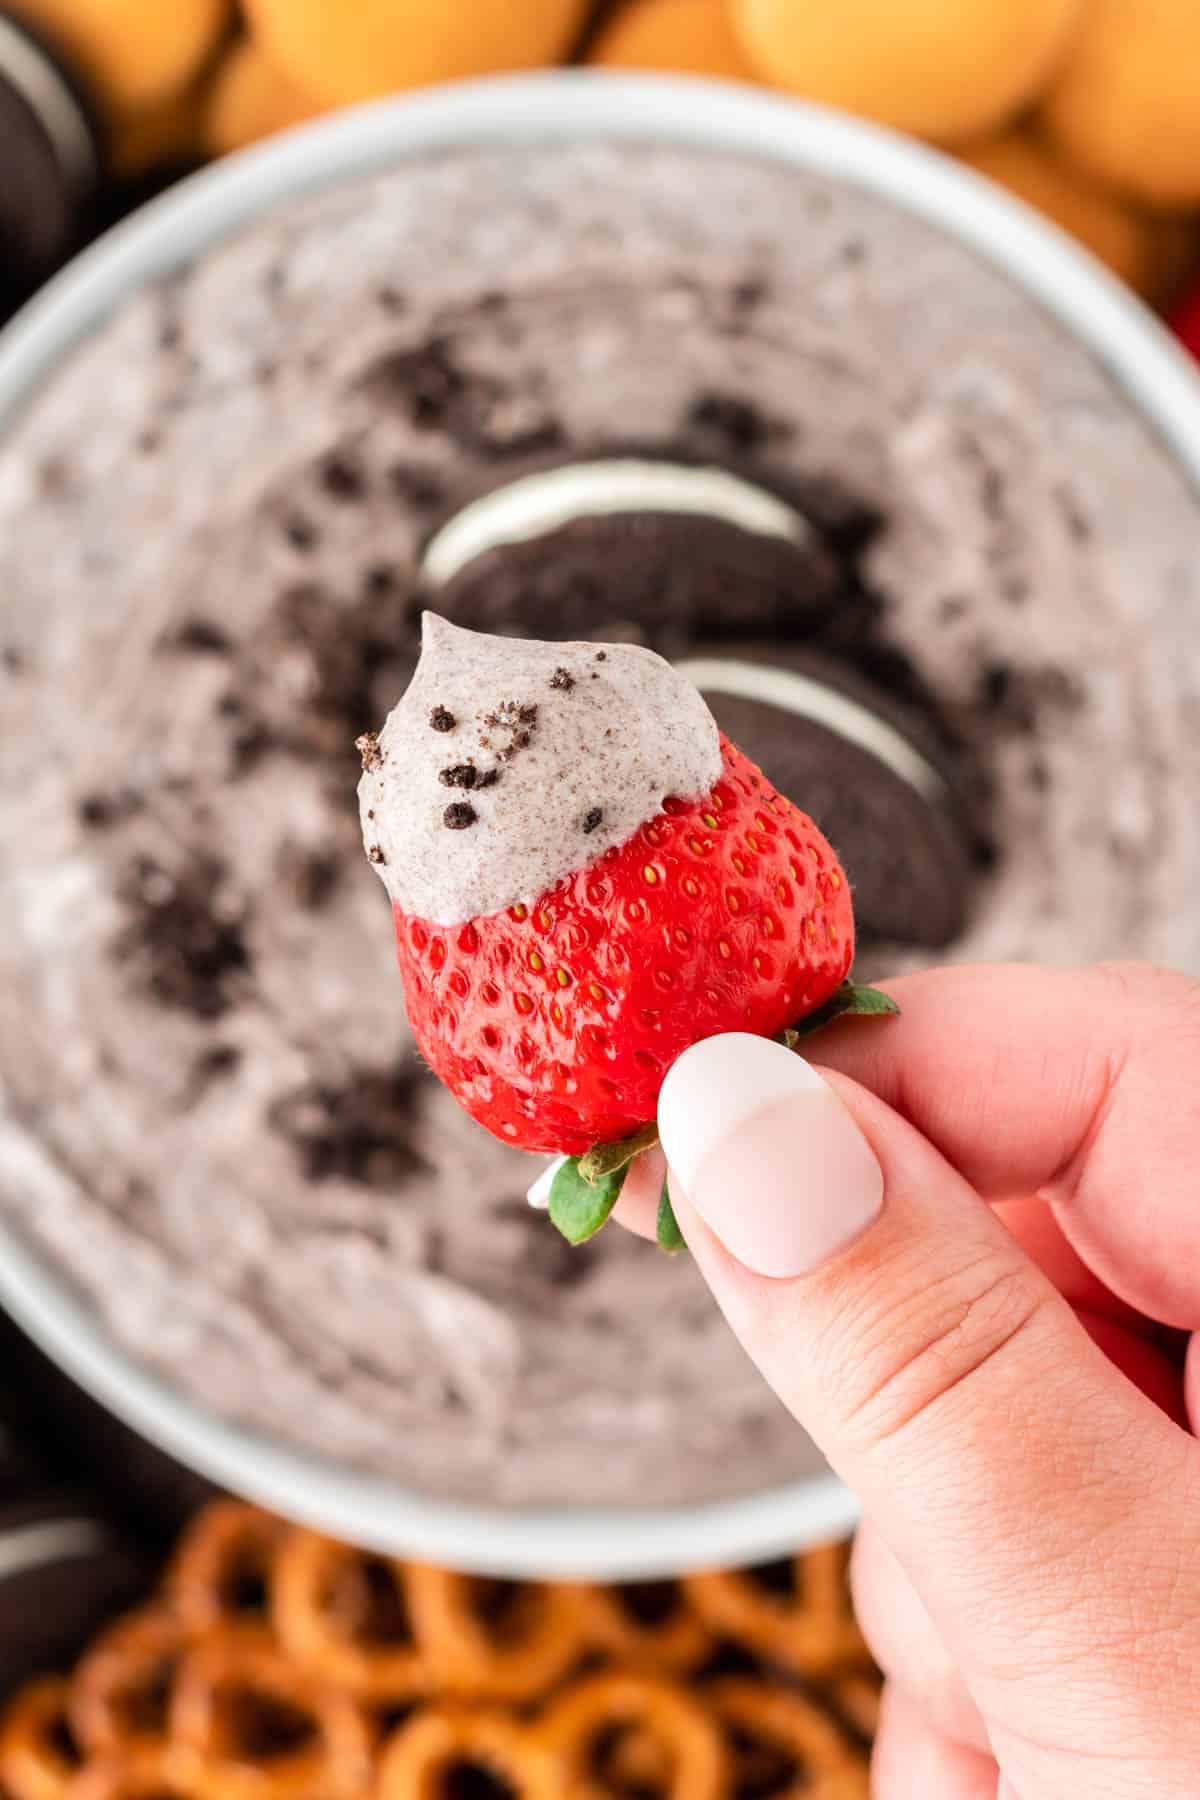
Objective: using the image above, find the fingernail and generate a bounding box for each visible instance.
[658,1033,883,1277]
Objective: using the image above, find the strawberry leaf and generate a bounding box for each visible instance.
[782,979,898,1044]
[656,1182,686,1254]
[549,1157,626,1244]
[578,1122,660,1185]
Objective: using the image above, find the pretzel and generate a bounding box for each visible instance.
[70,1611,194,1756]
[63,1746,255,1800]
[271,1531,428,1700]
[685,1543,866,1675]
[167,1637,373,1796]
[405,1566,588,1702]
[826,1668,883,1743]
[705,1678,868,1799]
[573,1580,713,1674]
[376,1706,564,1800]
[0,1678,81,1800]
[538,1672,728,1800]
[165,1501,285,1635]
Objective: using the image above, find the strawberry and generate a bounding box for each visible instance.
[393,733,857,1161]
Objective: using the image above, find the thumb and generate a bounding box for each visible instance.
[658,1033,1200,1758]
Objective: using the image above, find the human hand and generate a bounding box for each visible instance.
[617,963,1200,1798]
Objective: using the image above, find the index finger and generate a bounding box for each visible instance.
[812,961,1200,1328]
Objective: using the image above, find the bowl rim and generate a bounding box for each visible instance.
[3,70,1200,1579]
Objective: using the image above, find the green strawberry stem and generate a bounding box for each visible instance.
[656,1182,686,1253]
[549,978,898,1250]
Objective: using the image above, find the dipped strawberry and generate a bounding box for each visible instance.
[359,616,894,1243]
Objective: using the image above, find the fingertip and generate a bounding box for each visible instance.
[611,1145,666,1242]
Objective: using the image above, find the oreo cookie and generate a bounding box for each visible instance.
[680,647,977,949]
[0,9,101,298]
[423,456,846,650]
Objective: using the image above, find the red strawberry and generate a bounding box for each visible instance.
[393,734,855,1158]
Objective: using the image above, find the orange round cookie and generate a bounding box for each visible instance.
[960,129,1164,296]
[203,40,326,157]
[732,0,1086,145]
[7,0,230,112]
[1039,0,1200,210]
[108,84,204,177]
[588,0,756,81]
[243,0,590,108]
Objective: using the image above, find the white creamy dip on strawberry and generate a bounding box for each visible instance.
[358,615,723,924]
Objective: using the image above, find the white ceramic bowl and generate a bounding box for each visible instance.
[3,73,1200,1579]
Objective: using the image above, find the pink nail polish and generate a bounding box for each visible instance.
[658,1034,883,1278]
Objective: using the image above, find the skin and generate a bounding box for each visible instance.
[618,963,1200,1797]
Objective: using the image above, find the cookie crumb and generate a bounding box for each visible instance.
[595,651,607,662]
[476,768,500,790]
[550,667,575,692]
[582,807,604,835]
[444,802,478,830]
[439,763,479,789]
[430,705,456,732]
[356,730,384,771]
[368,844,387,864]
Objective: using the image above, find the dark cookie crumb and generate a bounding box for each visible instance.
[114,855,250,1020]
[2,646,24,673]
[550,667,575,692]
[582,807,604,834]
[439,763,480,789]
[268,1064,427,1186]
[687,390,780,454]
[387,463,446,510]
[476,768,500,790]
[320,454,366,502]
[173,617,232,655]
[367,844,387,864]
[595,652,607,663]
[363,564,396,597]
[285,514,317,552]
[429,706,456,732]
[443,802,477,830]
[356,731,384,771]
[194,1043,241,1082]
[277,843,341,909]
[78,788,143,829]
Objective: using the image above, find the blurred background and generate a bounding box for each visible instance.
[5,0,1200,350]
[2,3,1200,1794]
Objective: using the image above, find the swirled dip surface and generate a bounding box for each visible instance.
[1,141,1199,1505]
